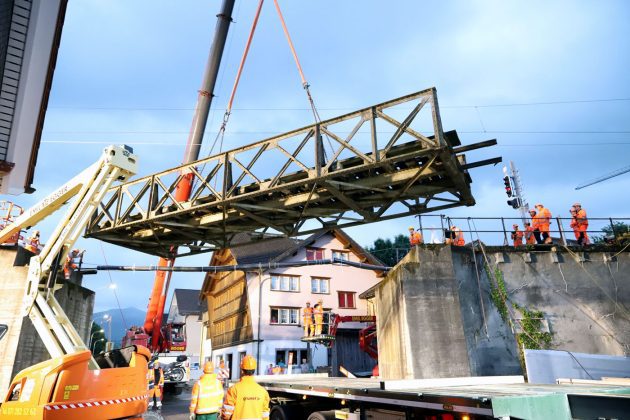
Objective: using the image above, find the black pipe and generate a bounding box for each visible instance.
[96,258,391,273]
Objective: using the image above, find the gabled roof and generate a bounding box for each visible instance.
[172,289,207,316]
[270,228,385,275]
[228,233,301,265]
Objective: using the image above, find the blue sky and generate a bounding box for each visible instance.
[4,0,630,314]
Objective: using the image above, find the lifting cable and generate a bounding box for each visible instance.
[207,0,266,158]
[272,0,335,157]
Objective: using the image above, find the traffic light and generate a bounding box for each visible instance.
[503,176,512,197]
[507,198,521,209]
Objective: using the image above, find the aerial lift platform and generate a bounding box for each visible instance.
[0,146,151,420]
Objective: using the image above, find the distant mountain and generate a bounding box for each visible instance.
[93,307,146,347]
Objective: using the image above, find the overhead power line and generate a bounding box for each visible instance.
[46,97,630,112]
[575,164,630,190]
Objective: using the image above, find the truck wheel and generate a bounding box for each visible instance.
[270,405,304,420]
[307,411,336,420]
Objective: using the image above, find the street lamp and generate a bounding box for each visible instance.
[103,314,112,350]
[91,338,105,354]
[89,329,104,349]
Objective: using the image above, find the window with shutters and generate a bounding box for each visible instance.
[337,291,356,309]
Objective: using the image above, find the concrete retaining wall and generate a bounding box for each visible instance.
[0,248,94,395]
[376,245,629,380]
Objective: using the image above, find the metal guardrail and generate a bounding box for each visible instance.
[413,215,630,247]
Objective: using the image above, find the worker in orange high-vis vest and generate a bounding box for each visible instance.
[222,355,269,420]
[574,203,590,246]
[190,361,224,420]
[148,360,165,410]
[511,224,524,247]
[534,203,553,244]
[302,301,314,337]
[313,300,324,336]
[408,226,423,246]
[524,222,536,245]
[451,226,465,246]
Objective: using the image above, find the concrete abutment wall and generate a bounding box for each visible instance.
[376,245,629,380]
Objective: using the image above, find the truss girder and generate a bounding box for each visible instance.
[85,88,499,257]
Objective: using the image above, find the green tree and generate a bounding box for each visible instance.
[90,321,106,355]
[593,221,630,243]
[365,234,411,267]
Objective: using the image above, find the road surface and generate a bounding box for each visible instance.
[143,387,194,420]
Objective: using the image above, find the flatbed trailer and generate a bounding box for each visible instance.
[256,375,630,420]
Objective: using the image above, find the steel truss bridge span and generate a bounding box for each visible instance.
[85,88,500,258]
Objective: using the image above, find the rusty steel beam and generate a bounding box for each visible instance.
[85,88,500,257]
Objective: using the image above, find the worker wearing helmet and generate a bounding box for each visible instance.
[222,355,269,420]
[408,226,423,246]
[573,203,590,246]
[25,230,41,254]
[534,204,553,244]
[189,361,224,420]
[451,226,465,246]
[511,224,523,247]
[63,248,84,280]
[313,300,324,336]
[524,222,536,245]
[148,360,165,409]
[217,360,230,389]
[302,301,314,337]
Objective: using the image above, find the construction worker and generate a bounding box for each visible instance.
[313,300,324,336]
[524,222,536,245]
[408,226,423,246]
[511,224,524,247]
[574,203,590,246]
[222,355,270,420]
[217,360,230,389]
[148,360,165,410]
[25,230,40,254]
[189,361,224,420]
[534,203,553,244]
[529,209,542,244]
[302,301,314,337]
[63,248,84,280]
[452,225,465,246]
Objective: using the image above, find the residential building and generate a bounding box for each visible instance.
[0,0,68,194]
[166,289,206,367]
[200,229,383,379]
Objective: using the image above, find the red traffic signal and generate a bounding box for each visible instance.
[503,176,513,197]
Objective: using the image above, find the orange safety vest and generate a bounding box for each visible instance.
[576,209,588,231]
[302,307,313,324]
[409,231,423,246]
[453,228,465,246]
[511,229,523,247]
[222,376,270,420]
[190,373,223,415]
[313,305,323,319]
[148,367,164,397]
[535,207,552,232]
[525,226,536,244]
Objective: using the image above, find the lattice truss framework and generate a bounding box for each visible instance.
[86,88,500,257]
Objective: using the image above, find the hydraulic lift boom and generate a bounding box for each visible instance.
[0,146,151,420]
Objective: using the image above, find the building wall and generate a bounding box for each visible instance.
[0,247,29,395]
[0,247,94,396]
[247,234,380,343]
[184,314,201,365]
[205,250,253,350]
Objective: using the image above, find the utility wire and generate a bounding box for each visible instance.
[47,97,630,112]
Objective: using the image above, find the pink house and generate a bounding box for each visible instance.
[201,229,383,379]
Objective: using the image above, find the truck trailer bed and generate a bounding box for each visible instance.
[257,375,630,419]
